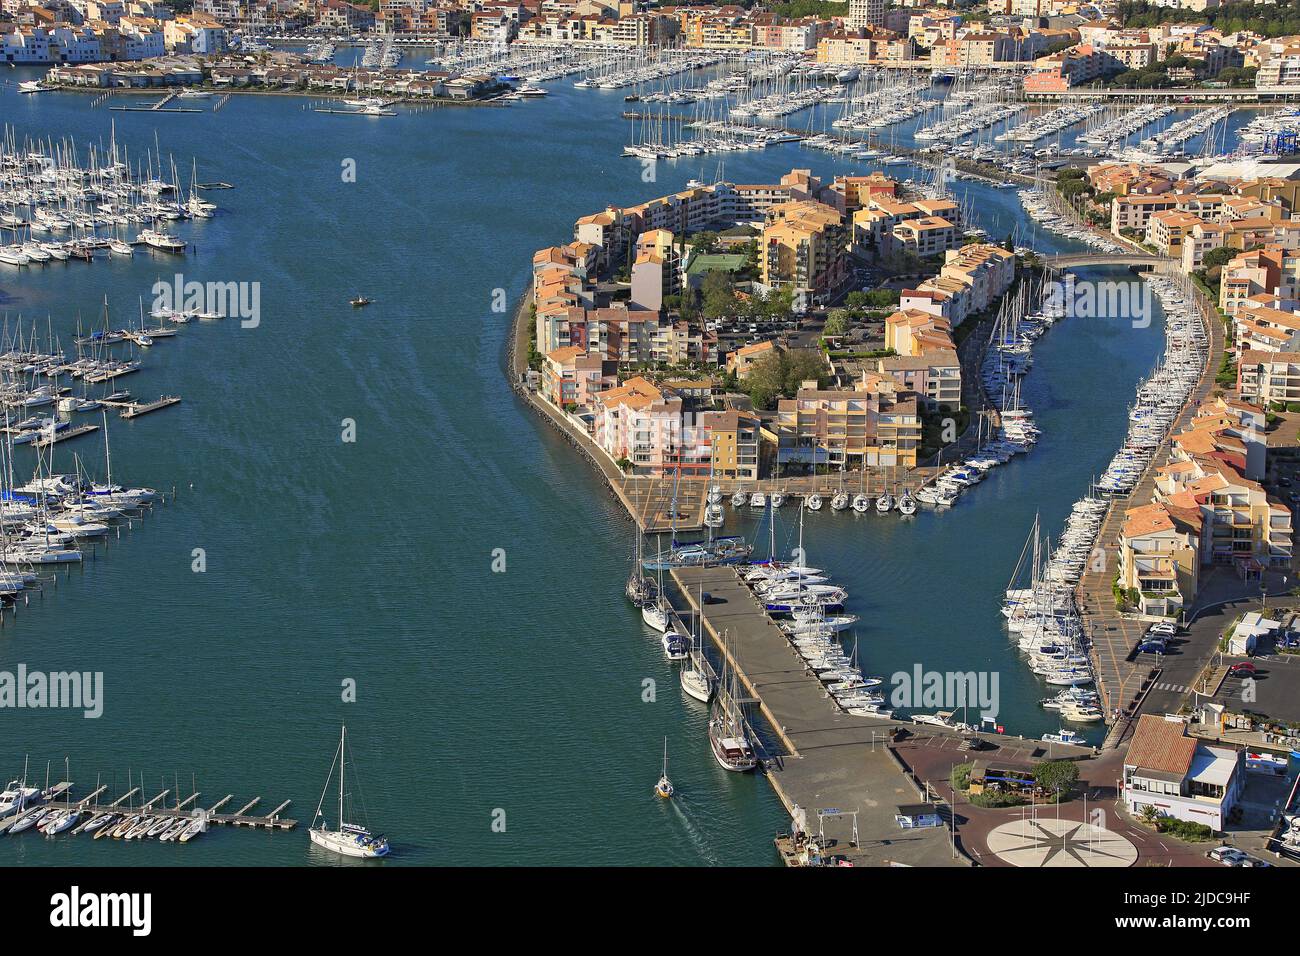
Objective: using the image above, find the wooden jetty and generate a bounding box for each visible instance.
[38,782,297,832]
[108,93,202,113]
[120,395,181,419]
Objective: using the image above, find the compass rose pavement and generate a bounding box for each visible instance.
[985,817,1138,867]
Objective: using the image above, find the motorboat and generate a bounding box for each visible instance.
[661,630,690,661]
[1042,729,1090,746]
[137,229,185,253]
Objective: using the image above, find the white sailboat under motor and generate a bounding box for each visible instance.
[310,725,390,859]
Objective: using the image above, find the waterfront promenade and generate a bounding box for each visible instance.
[670,564,1092,865]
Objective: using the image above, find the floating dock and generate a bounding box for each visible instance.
[11,781,298,834]
[120,395,181,419]
[108,92,203,113]
[33,423,99,449]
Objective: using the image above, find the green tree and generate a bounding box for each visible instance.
[1034,759,1080,796]
[823,309,850,338]
[1201,246,1236,271]
[700,270,738,320]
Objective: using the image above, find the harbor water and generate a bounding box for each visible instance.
[1,69,1167,864]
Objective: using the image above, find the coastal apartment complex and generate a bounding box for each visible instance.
[527,167,990,478]
[775,372,922,470]
[1117,397,1288,616]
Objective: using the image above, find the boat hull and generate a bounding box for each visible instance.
[310,827,389,858]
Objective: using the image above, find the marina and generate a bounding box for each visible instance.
[0,769,298,845]
[0,47,1287,869]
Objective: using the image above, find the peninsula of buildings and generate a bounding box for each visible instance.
[525,167,1016,481]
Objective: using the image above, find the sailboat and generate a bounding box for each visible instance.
[309,725,390,859]
[654,738,674,799]
[679,584,715,703]
[708,633,758,773]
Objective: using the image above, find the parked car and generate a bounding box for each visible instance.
[1228,661,1257,676]
[1138,641,1168,655]
[1148,621,1178,638]
[1207,846,1250,866]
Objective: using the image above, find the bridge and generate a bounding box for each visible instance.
[1041,252,1175,270]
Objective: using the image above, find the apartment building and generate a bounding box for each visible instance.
[1234,301,1300,353]
[698,409,761,481]
[541,346,616,409]
[776,372,922,469]
[1220,246,1300,317]
[629,228,681,313]
[1145,210,1202,257]
[847,0,884,30]
[890,216,959,257]
[760,199,849,301]
[1239,349,1300,407]
[1154,452,1293,570]
[1117,501,1202,616]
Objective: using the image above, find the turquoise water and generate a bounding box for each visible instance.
[0,69,1163,865]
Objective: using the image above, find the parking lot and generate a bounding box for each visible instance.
[1210,649,1300,734]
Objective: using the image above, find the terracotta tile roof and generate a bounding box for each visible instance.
[1126,715,1197,776]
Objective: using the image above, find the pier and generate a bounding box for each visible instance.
[33,423,99,449]
[669,565,1091,865]
[120,396,181,419]
[23,782,298,832]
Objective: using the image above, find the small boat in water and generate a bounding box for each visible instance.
[654,738,674,799]
[661,630,690,661]
[350,295,372,308]
[805,494,822,511]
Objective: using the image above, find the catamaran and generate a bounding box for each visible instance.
[310,725,390,859]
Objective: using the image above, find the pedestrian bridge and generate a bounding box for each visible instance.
[1041,252,1176,270]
